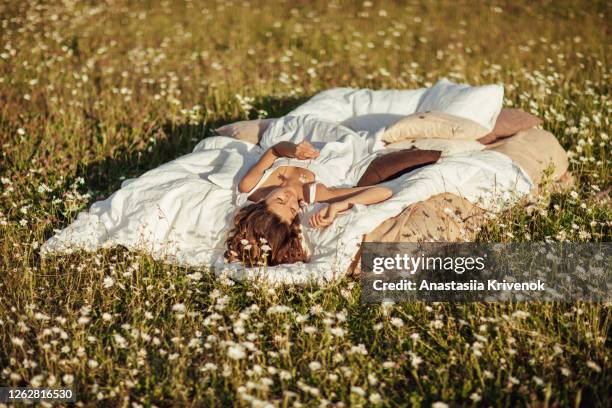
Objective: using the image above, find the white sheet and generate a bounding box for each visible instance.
[41,137,256,267]
[41,86,533,285]
[287,87,427,123]
[416,78,504,131]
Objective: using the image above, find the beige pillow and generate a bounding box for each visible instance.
[215,119,274,145]
[386,138,485,157]
[382,112,490,143]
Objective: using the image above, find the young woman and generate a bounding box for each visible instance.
[224,114,443,267]
[225,136,394,267]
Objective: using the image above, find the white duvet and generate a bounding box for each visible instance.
[41,85,533,285]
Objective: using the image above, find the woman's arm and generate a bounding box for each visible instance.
[238,141,319,193]
[314,184,374,204]
[309,185,393,229]
[238,146,278,193]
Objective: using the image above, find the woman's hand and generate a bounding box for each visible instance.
[308,185,393,228]
[294,141,319,160]
[309,201,349,229]
[273,141,319,160]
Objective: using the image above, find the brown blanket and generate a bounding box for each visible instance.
[357,149,442,187]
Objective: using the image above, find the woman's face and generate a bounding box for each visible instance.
[264,186,300,224]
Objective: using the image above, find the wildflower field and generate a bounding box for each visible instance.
[0,0,610,406]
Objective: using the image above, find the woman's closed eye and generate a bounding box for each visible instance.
[276,197,296,215]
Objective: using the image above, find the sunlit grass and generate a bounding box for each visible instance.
[0,0,610,406]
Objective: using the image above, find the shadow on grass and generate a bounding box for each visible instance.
[80,93,309,198]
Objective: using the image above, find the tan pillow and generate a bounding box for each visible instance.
[477,109,543,144]
[485,128,568,185]
[215,119,274,145]
[382,112,490,143]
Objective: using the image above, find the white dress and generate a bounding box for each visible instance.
[235,114,383,207]
[235,157,320,207]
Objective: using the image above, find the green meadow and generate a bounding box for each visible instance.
[0,1,609,406]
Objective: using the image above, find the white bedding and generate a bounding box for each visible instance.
[41,84,533,285]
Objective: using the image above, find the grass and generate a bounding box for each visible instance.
[0,0,610,406]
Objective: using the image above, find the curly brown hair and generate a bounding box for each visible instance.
[225,200,309,266]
